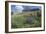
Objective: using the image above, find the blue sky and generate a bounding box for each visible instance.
[11,5,16,12]
[11,5,41,12]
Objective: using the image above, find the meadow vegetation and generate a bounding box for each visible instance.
[11,11,41,28]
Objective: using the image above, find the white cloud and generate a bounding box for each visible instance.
[16,5,24,10]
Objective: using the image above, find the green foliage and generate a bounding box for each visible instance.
[11,11,41,28]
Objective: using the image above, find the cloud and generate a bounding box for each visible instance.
[15,5,24,10]
[11,5,41,12]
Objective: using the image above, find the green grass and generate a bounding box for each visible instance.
[11,11,41,28]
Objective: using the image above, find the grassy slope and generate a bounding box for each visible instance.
[11,11,41,28]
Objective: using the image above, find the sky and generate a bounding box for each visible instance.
[11,5,41,12]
